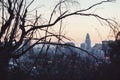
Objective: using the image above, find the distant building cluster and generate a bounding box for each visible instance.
[19,33,113,63]
[80,33,104,60]
[8,33,114,74]
[80,33,113,62]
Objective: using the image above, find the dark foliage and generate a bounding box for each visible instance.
[7,54,106,80]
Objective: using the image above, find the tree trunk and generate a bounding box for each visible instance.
[0,50,10,80]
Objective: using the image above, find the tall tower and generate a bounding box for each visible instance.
[85,33,91,50]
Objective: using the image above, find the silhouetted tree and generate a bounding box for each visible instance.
[108,32,120,80]
[0,0,116,80]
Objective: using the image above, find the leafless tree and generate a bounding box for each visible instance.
[0,0,117,80]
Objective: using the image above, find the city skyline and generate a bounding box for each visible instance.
[0,1,119,80]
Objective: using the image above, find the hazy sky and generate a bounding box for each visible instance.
[29,0,120,45]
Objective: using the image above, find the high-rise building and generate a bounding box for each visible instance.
[80,43,86,50]
[85,33,91,50]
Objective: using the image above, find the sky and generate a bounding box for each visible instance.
[28,0,120,46]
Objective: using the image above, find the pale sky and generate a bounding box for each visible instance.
[28,0,120,46]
